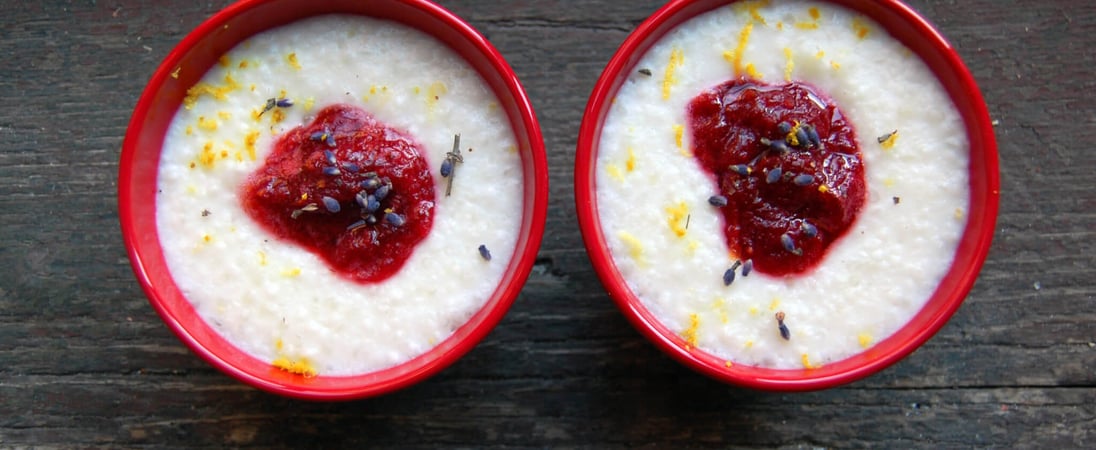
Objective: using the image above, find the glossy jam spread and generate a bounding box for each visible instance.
[241,104,435,283]
[688,79,866,276]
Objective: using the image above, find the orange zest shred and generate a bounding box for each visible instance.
[880,130,899,149]
[682,313,700,350]
[273,356,317,378]
[732,0,771,23]
[197,116,218,131]
[745,63,762,79]
[726,22,754,77]
[662,47,684,100]
[785,120,803,146]
[245,130,260,161]
[783,47,794,81]
[182,74,241,110]
[858,333,873,349]
[852,16,870,40]
[199,142,217,168]
[665,201,690,238]
[673,124,690,157]
[795,7,821,31]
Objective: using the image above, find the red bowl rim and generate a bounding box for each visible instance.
[119,0,547,400]
[574,0,999,391]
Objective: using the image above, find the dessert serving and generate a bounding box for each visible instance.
[156,14,523,377]
[577,0,998,388]
[121,0,547,399]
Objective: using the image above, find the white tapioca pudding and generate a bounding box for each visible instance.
[156,15,524,377]
[596,1,969,369]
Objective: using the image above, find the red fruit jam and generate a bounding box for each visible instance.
[688,79,866,276]
[241,104,435,283]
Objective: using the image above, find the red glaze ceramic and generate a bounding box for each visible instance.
[575,0,999,391]
[120,0,547,400]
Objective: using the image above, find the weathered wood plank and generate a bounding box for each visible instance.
[1,375,1092,448]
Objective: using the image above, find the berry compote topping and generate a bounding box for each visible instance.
[688,78,866,276]
[241,104,435,283]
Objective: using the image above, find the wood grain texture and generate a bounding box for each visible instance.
[1,0,1093,447]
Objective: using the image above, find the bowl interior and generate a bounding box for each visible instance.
[120,0,547,400]
[575,0,998,390]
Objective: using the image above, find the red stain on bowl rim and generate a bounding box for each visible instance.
[574,0,999,391]
[119,0,547,400]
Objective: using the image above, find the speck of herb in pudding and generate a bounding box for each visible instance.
[775,311,791,340]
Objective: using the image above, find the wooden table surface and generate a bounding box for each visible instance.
[2,0,1093,447]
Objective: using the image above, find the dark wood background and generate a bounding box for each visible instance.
[2,0,1093,447]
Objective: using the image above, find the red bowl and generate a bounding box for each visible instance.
[119,0,547,400]
[575,0,999,391]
